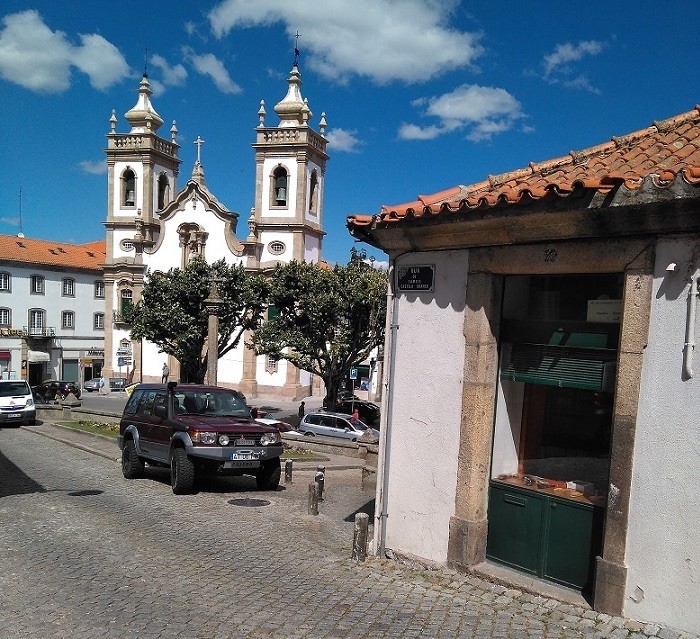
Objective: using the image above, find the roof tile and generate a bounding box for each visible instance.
[0,235,106,271]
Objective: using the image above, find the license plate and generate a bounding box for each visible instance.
[4,413,21,419]
[229,451,259,460]
[224,460,259,468]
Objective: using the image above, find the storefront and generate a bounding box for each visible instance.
[488,273,622,592]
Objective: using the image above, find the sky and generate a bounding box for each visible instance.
[0,1,698,266]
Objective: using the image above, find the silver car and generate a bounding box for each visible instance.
[298,411,379,442]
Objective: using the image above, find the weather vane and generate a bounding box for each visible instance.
[293,31,301,66]
[143,45,149,77]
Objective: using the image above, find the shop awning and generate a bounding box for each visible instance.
[0,350,11,359]
[28,350,50,363]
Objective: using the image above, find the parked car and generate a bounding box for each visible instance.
[109,377,126,392]
[298,411,379,442]
[254,417,295,433]
[334,399,380,424]
[118,383,283,494]
[0,380,36,426]
[84,378,101,392]
[33,380,81,402]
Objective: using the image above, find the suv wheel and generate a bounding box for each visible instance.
[171,448,195,494]
[256,458,281,490]
[122,440,145,479]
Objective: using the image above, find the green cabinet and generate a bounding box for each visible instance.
[487,482,604,592]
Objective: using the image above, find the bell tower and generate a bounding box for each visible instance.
[102,74,181,379]
[247,62,328,268]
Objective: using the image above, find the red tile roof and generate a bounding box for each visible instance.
[0,235,106,271]
[348,106,700,230]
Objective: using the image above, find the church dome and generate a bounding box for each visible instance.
[124,74,164,133]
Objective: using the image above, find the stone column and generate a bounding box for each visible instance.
[204,278,224,386]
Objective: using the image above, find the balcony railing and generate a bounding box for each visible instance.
[112,311,132,325]
[22,326,56,337]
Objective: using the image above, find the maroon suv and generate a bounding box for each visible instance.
[118,383,283,494]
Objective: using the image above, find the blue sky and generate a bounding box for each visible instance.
[0,1,697,266]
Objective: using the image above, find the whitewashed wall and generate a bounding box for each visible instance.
[381,250,469,562]
[624,237,700,634]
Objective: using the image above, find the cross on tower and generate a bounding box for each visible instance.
[194,136,205,164]
[293,31,301,65]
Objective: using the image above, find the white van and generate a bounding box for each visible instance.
[0,380,36,426]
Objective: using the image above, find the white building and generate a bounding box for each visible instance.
[0,234,106,386]
[102,63,328,399]
[348,107,700,634]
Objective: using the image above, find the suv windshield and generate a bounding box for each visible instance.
[174,389,249,418]
[0,382,30,397]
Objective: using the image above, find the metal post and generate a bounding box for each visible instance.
[284,459,293,483]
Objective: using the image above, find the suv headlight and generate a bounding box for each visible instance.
[191,431,217,444]
[218,434,230,446]
[27,398,34,407]
[260,432,281,446]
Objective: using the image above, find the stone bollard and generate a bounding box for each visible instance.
[352,512,369,561]
[314,470,325,501]
[284,459,293,483]
[308,482,319,516]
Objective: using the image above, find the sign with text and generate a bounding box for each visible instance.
[397,265,435,292]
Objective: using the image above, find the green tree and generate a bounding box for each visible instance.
[128,257,269,383]
[250,250,387,405]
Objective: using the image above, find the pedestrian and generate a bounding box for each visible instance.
[161,363,169,383]
[298,401,305,418]
[98,375,106,395]
[352,408,359,420]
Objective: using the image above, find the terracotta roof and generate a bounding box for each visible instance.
[348,106,700,230]
[0,235,106,271]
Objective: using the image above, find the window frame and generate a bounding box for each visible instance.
[62,278,75,297]
[29,308,45,332]
[0,272,10,292]
[0,307,10,326]
[270,165,289,208]
[94,280,105,299]
[30,274,45,295]
[61,310,75,330]
[122,167,137,208]
[93,312,104,330]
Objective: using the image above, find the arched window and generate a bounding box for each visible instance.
[271,166,288,207]
[122,168,136,207]
[120,289,133,316]
[157,173,170,210]
[309,170,319,214]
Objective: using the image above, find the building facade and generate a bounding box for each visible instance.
[348,108,700,634]
[102,63,328,399]
[0,235,106,386]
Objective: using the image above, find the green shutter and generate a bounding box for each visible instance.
[499,343,616,391]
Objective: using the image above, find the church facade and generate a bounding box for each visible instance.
[101,64,328,400]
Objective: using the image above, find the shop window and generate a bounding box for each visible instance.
[94,280,105,299]
[30,275,44,294]
[94,313,104,330]
[0,307,10,326]
[0,272,10,292]
[271,166,288,207]
[122,168,136,207]
[62,278,75,297]
[61,311,75,330]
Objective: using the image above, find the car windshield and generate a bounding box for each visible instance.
[174,390,249,418]
[0,382,30,397]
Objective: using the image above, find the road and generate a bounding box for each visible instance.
[0,425,694,639]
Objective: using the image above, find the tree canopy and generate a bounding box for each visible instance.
[250,251,388,404]
[128,257,269,383]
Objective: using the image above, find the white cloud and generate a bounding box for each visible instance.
[79,160,107,175]
[207,0,483,84]
[149,54,188,91]
[0,216,20,227]
[183,46,241,94]
[325,128,364,153]
[0,10,129,94]
[400,84,523,142]
[540,40,604,93]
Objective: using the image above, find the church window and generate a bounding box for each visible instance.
[121,240,135,251]
[120,289,133,317]
[271,166,288,207]
[122,168,136,207]
[268,241,286,256]
[265,353,279,374]
[157,173,170,210]
[309,170,319,214]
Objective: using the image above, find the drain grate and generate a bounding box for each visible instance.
[228,498,271,507]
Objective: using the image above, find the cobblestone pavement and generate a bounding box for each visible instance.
[0,425,697,639]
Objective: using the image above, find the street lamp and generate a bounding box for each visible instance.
[204,276,225,386]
